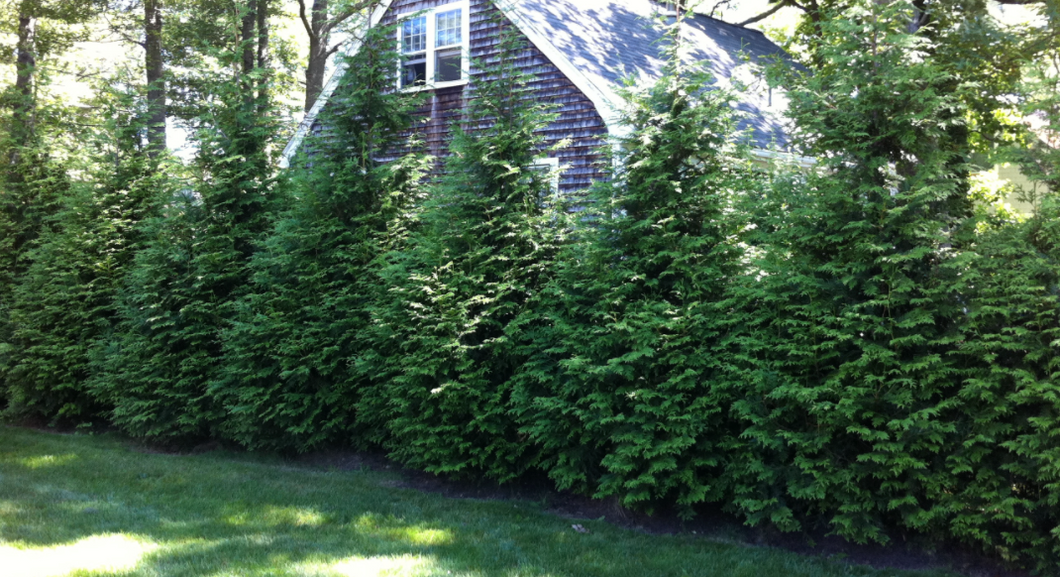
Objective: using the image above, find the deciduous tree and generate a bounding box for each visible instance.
[297,0,381,112]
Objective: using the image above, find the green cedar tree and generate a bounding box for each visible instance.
[726,0,977,543]
[949,206,1060,571]
[91,22,280,443]
[0,119,70,412]
[511,12,760,516]
[358,12,564,480]
[2,78,170,425]
[942,5,1060,568]
[214,23,429,453]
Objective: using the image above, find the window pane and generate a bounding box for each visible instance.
[401,60,426,87]
[435,48,462,82]
[402,16,427,54]
[436,9,462,47]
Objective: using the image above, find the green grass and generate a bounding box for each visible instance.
[0,427,956,577]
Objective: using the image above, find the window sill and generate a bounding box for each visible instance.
[401,78,469,92]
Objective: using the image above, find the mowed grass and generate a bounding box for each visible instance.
[0,427,957,577]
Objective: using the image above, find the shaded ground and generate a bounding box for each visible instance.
[292,448,1029,577]
[4,425,959,577]
[10,421,1027,577]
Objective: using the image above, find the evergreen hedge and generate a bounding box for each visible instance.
[0,123,70,410]
[214,24,429,453]
[358,21,565,480]
[90,56,279,443]
[1,1,1057,571]
[2,86,166,424]
[949,200,1060,570]
[512,27,760,517]
[723,3,977,543]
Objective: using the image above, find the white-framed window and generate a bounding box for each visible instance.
[398,1,470,90]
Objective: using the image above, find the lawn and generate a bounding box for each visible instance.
[0,426,957,577]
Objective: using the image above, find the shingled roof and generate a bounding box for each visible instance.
[507,0,793,149]
[282,0,796,165]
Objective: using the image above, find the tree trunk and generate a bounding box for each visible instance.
[256,0,270,109]
[257,0,269,70]
[304,0,328,112]
[305,39,325,112]
[239,0,259,120]
[144,0,166,157]
[300,0,378,112]
[12,13,37,156]
[241,0,257,77]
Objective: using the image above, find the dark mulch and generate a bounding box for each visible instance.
[293,448,1031,577]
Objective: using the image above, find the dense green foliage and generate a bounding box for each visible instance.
[716,5,1058,571]
[214,24,428,453]
[359,22,564,480]
[0,77,73,398]
[940,8,1060,568]
[728,1,977,542]
[949,202,1060,569]
[1,0,1058,572]
[0,145,68,399]
[512,31,758,517]
[1,83,169,423]
[89,32,281,442]
[0,14,88,412]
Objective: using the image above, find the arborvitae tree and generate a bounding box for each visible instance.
[2,79,170,424]
[214,23,428,453]
[0,108,71,411]
[91,189,207,440]
[358,17,562,480]
[91,9,281,443]
[0,14,75,386]
[726,0,976,544]
[0,0,101,311]
[948,202,1060,572]
[511,15,758,515]
[943,7,1060,570]
[0,149,68,401]
[0,103,69,301]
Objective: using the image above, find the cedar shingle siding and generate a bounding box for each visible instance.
[294,1,797,181]
[311,0,610,195]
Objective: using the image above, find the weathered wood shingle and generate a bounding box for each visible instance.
[293,0,798,177]
[316,0,610,195]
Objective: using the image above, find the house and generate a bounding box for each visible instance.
[281,0,804,191]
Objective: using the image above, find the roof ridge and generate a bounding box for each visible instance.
[282,0,794,166]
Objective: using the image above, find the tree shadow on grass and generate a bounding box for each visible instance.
[0,427,959,577]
